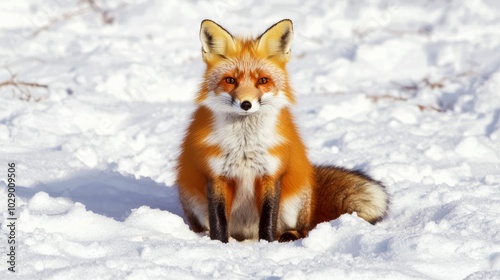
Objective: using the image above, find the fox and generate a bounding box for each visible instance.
[176,19,389,243]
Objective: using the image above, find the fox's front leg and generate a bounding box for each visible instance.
[259,176,281,242]
[207,178,230,243]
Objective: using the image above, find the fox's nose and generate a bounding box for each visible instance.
[240,101,252,111]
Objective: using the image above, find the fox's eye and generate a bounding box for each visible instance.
[225,77,236,84]
[258,77,268,84]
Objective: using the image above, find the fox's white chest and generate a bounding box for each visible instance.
[206,112,282,179]
[205,111,283,239]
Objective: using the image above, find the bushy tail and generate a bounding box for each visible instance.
[312,165,389,226]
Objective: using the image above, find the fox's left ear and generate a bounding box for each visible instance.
[257,19,293,61]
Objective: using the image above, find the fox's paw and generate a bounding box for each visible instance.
[278,230,307,242]
[279,231,299,242]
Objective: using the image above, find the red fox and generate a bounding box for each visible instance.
[176,19,389,243]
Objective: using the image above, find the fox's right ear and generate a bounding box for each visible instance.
[200,20,235,59]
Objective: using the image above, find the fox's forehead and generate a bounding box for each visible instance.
[206,56,284,86]
[221,55,273,74]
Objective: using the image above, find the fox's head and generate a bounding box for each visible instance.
[197,19,295,116]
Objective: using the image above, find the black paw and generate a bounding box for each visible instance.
[278,231,298,242]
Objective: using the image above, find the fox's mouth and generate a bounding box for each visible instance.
[237,111,253,116]
[235,108,258,116]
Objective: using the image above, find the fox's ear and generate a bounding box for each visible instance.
[257,19,293,60]
[200,20,235,58]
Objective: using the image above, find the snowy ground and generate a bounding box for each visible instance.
[1,0,500,279]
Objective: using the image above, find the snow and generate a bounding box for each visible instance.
[1,0,500,279]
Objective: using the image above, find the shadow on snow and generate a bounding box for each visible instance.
[17,170,182,222]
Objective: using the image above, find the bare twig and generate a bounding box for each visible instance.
[377,69,483,113]
[385,26,433,38]
[83,0,115,24]
[391,81,419,92]
[422,77,445,89]
[0,79,49,89]
[392,76,446,93]
[367,94,407,103]
[29,0,125,38]
[0,75,49,102]
[367,94,442,112]
[30,6,89,38]
[416,104,441,112]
